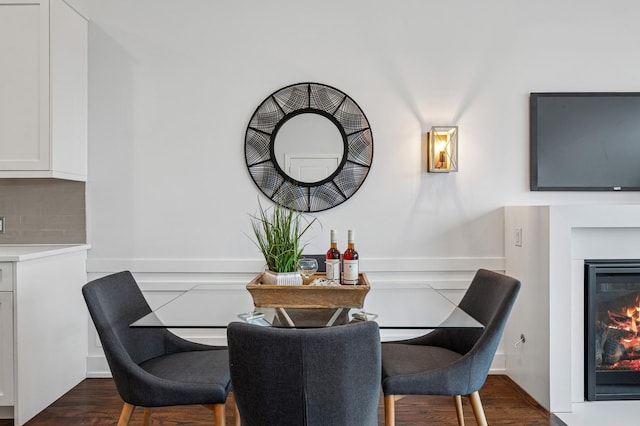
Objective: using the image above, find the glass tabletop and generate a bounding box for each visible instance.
[130,283,483,330]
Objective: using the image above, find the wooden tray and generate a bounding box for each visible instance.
[247,272,370,309]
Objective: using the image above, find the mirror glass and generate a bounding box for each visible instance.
[273,113,344,183]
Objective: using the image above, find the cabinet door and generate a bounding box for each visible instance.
[0,263,13,291]
[0,1,50,171]
[50,0,88,178]
[0,292,14,405]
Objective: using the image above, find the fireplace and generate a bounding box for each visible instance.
[585,259,640,401]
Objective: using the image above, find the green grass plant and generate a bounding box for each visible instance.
[249,199,317,273]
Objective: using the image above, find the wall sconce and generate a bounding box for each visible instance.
[427,126,458,172]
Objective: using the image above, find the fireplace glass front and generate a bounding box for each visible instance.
[585,260,640,401]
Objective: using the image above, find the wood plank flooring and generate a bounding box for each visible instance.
[1,375,566,425]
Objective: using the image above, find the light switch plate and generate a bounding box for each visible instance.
[514,227,522,247]
[0,217,4,234]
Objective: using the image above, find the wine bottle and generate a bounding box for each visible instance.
[326,229,341,281]
[342,229,359,285]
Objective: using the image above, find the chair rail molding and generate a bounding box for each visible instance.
[86,256,504,275]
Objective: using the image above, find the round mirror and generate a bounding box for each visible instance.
[245,82,373,212]
[272,113,345,183]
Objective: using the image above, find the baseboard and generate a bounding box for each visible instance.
[490,353,506,373]
[0,406,13,419]
[86,356,111,378]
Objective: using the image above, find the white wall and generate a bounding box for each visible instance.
[504,206,550,409]
[86,0,640,264]
[83,0,640,384]
[64,0,88,19]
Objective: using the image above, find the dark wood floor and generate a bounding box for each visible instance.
[1,375,565,425]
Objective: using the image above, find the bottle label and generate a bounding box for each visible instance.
[343,260,359,284]
[326,259,340,281]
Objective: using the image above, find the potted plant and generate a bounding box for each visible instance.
[249,198,317,285]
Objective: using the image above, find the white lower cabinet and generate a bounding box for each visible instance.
[0,292,13,406]
[0,247,88,425]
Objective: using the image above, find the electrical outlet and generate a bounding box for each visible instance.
[514,227,522,247]
[0,217,4,234]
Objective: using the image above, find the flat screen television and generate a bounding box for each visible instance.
[530,92,640,191]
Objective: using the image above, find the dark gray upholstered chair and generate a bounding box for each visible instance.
[381,269,520,426]
[227,321,381,426]
[82,271,232,426]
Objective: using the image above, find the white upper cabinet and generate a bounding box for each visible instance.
[0,0,88,181]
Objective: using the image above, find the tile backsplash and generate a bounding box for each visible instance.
[0,179,86,244]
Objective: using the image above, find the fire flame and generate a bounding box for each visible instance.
[608,295,640,333]
[604,295,640,367]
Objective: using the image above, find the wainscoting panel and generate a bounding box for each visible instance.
[85,256,505,377]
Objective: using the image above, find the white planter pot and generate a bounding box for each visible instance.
[262,269,303,286]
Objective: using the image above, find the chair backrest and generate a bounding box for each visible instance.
[227,321,381,426]
[82,271,176,401]
[408,269,520,393]
[457,268,520,351]
[450,269,520,390]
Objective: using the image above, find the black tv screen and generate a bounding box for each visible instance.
[530,92,640,191]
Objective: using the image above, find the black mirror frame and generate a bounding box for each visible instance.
[244,82,373,212]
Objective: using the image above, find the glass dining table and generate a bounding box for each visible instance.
[130,283,483,330]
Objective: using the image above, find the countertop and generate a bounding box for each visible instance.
[0,244,90,261]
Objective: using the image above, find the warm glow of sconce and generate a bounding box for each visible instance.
[427,126,458,172]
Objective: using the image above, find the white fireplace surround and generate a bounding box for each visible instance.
[504,204,640,414]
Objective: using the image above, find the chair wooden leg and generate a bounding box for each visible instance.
[117,403,135,426]
[469,391,488,426]
[384,395,395,426]
[214,403,226,426]
[453,395,465,426]
[233,398,241,426]
[141,408,152,426]
[203,404,226,426]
